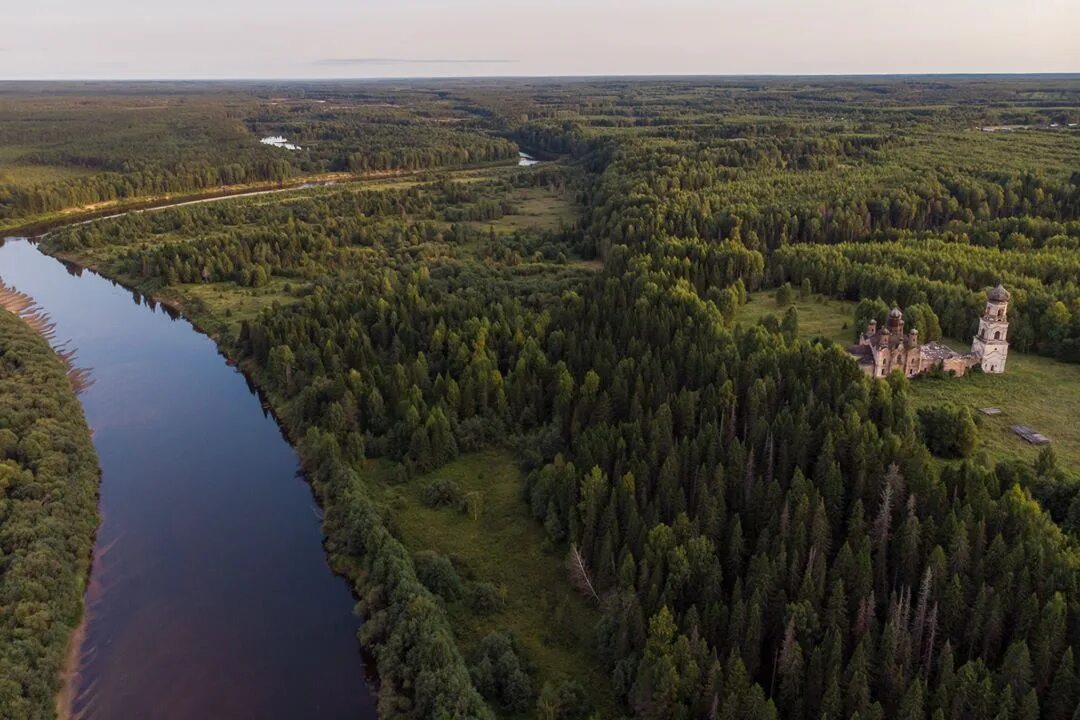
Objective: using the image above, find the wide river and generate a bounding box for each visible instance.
[0,238,377,719]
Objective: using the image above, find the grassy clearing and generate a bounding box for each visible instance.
[734,290,856,345]
[163,279,303,340]
[50,246,303,344]
[496,187,579,233]
[0,163,96,187]
[910,340,1080,471]
[458,186,579,236]
[362,450,616,718]
[738,289,1080,471]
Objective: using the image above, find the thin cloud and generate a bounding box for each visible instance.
[314,57,516,66]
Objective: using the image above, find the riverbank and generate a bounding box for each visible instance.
[0,173,349,237]
[1,239,377,718]
[0,307,100,720]
[0,157,529,238]
[42,239,494,720]
[0,273,97,720]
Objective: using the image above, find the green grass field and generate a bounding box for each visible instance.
[164,279,303,340]
[910,339,1080,471]
[737,290,1080,471]
[0,162,96,188]
[361,450,616,718]
[734,290,856,345]
[489,187,579,233]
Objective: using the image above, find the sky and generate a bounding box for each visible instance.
[3,0,1078,80]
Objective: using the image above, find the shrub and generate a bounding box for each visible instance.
[536,678,590,720]
[414,550,464,601]
[775,282,794,306]
[388,463,409,485]
[421,477,463,507]
[469,581,506,615]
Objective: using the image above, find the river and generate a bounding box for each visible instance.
[0,238,377,719]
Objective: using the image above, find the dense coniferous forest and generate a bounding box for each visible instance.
[15,77,1080,718]
[0,309,99,718]
[0,84,517,225]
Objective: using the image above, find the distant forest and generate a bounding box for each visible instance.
[0,86,517,221]
[16,76,1080,719]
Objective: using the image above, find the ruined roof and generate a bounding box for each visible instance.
[919,341,961,361]
[988,284,1010,302]
[846,344,875,367]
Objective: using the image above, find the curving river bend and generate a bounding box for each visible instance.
[0,238,377,719]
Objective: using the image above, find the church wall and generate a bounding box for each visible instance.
[941,356,972,377]
[849,287,1008,379]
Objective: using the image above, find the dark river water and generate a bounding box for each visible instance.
[0,238,377,719]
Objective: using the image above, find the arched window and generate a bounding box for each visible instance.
[994,330,1001,340]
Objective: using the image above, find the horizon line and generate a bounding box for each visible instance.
[1,71,1079,83]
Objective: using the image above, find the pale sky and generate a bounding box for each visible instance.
[3,0,1078,80]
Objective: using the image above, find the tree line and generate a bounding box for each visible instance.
[0,309,100,718]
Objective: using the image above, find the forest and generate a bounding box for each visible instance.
[0,83,518,225]
[14,77,1080,719]
[0,308,100,718]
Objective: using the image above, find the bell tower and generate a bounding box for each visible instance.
[971,284,1010,373]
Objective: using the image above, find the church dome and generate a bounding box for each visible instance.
[988,284,1010,302]
[888,307,903,319]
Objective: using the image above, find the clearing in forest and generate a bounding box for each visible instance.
[737,291,1080,469]
[362,449,616,718]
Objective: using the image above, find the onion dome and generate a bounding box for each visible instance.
[988,284,1010,302]
[888,307,903,319]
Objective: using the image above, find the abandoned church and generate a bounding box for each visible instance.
[848,284,1011,378]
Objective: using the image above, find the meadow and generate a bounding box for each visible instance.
[737,290,1080,470]
[364,450,616,718]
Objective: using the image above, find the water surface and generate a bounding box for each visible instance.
[261,135,302,150]
[0,238,376,719]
